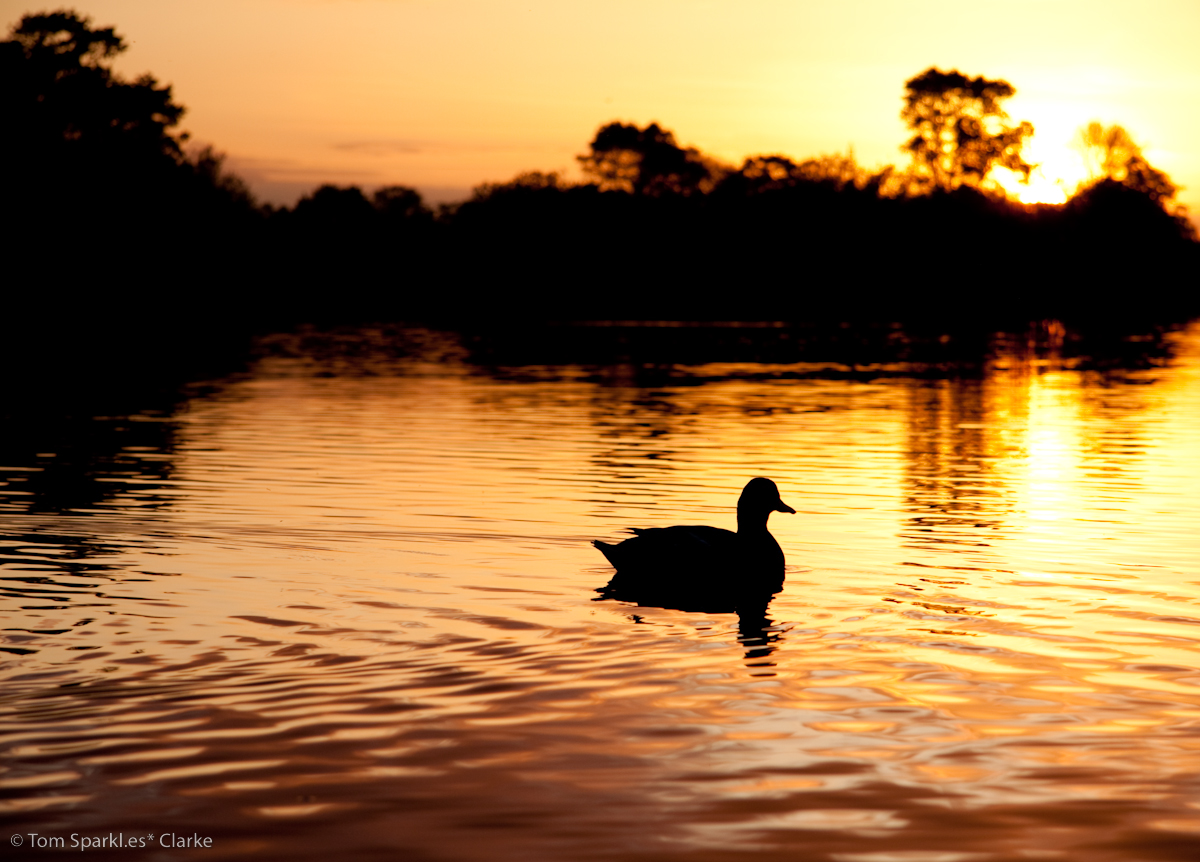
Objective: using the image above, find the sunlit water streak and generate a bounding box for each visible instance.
[3,324,1200,860]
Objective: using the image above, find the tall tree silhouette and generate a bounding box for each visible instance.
[2,11,184,196]
[901,68,1034,194]
[1076,123,1180,207]
[2,8,258,263]
[578,122,723,196]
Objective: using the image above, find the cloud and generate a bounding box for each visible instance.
[333,140,424,156]
[224,155,381,183]
[331,139,574,156]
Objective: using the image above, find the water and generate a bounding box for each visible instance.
[3,323,1200,861]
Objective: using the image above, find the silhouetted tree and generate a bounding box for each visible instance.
[0,14,269,398]
[1067,123,1195,244]
[901,68,1034,194]
[292,184,377,226]
[1,10,183,171]
[373,184,433,225]
[467,171,569,201]
[578,122,724,196]
[285,183,435,229]
[1076,123,1179,205]
[263,181,439,321]
[185,144,260,223]
[718,152,891,197]
[2,8,261,279]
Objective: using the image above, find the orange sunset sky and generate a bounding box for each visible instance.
[7,0,1200,219]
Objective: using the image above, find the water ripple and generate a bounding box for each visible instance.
[2,324,1200,859]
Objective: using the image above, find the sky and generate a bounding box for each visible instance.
[6,0,1200,215]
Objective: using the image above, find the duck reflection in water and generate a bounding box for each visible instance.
[594,479,795,652]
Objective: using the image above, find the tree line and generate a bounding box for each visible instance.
[4,10,1197,328]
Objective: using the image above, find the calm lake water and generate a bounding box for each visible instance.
[4,322,1200,861]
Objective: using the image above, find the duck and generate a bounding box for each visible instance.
[594,478,794,609]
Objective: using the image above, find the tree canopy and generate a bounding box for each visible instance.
[577,122,723,196]
[901,68,1034,194]
[1,10,185,176]
[1076,122,1180,206]
[4,11,1194,320]
[3,9,261,271]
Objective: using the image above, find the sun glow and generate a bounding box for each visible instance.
[990,134,1092,205]
[992,167,1070,205]
[8,0,1197,211]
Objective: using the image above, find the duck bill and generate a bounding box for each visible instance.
[775,499,796,514]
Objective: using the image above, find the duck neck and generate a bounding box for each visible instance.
[736,507,770,534]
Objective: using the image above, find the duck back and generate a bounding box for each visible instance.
[594,525,783,610]
[594,525,738,570]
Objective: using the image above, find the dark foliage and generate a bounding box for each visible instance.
[2,10,260,278]
[578,121,724,196]
[5,11,1197,337]
[439,144,1197,322]
[901,67,1034,193]
[264,183,436,323]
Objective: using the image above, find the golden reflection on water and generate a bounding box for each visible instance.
[2,323,1200,859]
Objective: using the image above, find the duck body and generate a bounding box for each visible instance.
[594,478,794,612]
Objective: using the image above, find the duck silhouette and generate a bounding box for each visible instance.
[594,477,795,612]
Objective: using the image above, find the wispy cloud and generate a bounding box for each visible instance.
[333,140,424,156]
[332,139,571,156]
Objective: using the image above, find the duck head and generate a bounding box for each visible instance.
[737,477,795,531]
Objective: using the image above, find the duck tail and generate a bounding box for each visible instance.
[593,540,621,567]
